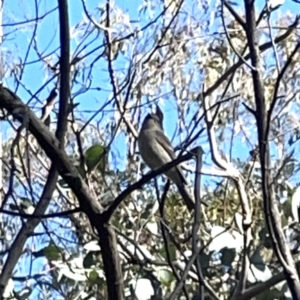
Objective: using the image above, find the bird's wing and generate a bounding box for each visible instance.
[154,130,177,160]
[155,129,187,185]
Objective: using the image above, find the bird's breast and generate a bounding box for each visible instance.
[138,130,173,169]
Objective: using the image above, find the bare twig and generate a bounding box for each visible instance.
[203,95,252,297]
[202,16,299,98]
[159,181,190,300]
[221,0,255,71]
[0,0,71,296]
[192,147,205,299]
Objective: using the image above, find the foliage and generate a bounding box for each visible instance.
[1,0,300,299]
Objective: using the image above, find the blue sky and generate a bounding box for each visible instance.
[2,0,298,144]
[2,0,300,197]
[2,1,299,195]
[1,0,300,297]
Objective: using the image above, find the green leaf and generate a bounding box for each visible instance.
[83,252,97,268]
[58,178,69,188]
[199,251,211,277]
[85,144,107,174]
[160,242,176,261]
[157,269,174,287]
[250,247,266,271]
[256,288,280,300]
[88,269,99,282]
[220,247,236,267]
[43,244,62,261]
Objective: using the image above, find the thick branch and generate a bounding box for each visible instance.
[0,167,58,299]
[57,0,70,142]
[0,1,71,293]
[243,1,300,298]
[0,85,124,300]
[0,86,200,300]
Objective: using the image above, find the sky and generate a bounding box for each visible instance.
[1,0,299,207]
[2,0,300,217]
[2,0,298,149]
[1,1,156,297]
[1,0,300,297]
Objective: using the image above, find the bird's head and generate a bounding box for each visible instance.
[141,113,161,130]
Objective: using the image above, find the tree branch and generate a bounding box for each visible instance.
[243,0,300,298]
[0,85,124,300]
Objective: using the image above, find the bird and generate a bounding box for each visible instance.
[138,106,195,211]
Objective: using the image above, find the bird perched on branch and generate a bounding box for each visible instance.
[138,105,195,211]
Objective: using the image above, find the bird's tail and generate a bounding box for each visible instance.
[177,184,195,211]
[177,184,208,211]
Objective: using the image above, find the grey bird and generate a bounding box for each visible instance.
[138,106,195,211]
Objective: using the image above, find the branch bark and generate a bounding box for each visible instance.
[243,1,300,298]
[203,96,252,299]
[0,85,125,299]
[0,0,71,297]
[0,86,199,300]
